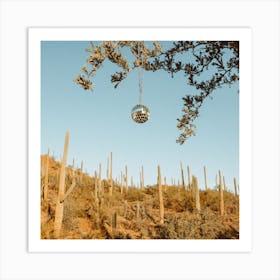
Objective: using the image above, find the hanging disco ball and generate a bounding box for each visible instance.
[131,104,150,123]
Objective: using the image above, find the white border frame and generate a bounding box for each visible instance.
[28,27,252,253]
[1,1,279,279]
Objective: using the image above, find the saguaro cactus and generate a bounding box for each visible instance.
[218,170,225,215]
[72,158,75,177]
[98,163,102,196]
[125,165,128,191]
[141,166,144,189]
[60,178,76,203]
[109,152,113,196]
[54,131,69,238]
[136,201,140,220]
[123,200,128,217]
[112,211,117,237]
[180,161,185,189]
[120,171,123,194]
[223,176,227,192]
[215,174,218,189]
[94,171,98,202]
[106,157,109,180]
[158,165,164,225]
[43,148,50,200]
[187,165,191,191]
[80,161,83,184]
[234,177,238,196]
[139,172,142,190]
[203,166,208,190]
[193,176,200,212]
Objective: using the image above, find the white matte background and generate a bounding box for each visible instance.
[0,0,279,279]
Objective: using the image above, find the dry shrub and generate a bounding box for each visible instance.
[41,156,239,239]
[124,187,145,202]
[200,189,219,211]
[41,199,55,238]
[154,208,239,239]
[223,191,239,214]
[164,188,194,212]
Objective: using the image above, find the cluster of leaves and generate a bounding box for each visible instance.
[160,41,239,143]
[74,41,162,89]
[75,41,239,144]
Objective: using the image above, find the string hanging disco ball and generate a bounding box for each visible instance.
[131,104,150,123]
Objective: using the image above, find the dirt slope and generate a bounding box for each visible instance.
[41,155,239,239]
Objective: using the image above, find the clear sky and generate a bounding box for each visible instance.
[41,41,239,190]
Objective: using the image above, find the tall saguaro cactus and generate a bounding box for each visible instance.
[125,165,128,191]
[141,166,144,189]
[109,152,113,196]
[72,158,75,177]
[234,177,238,196]
[180,161,185,189]
[98,163,102,196]
[187,165,191,191]
[106,157,109,180]
[164,176,167,192]
[139,172,142,189]
[54,131,69,238]
[112,211,117,237]
[80,161,83,184]
[43,148,50,200]
[223,176,227,192]
[136,201,140,221]
[203,166,208,190]
[158,165,164,225]
[218,170,225,215]
[120,171,123,194]
[193,176,200,212]
[215,174,218,189]
[94,171,98,202]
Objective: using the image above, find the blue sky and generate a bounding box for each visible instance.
[41,41,239,190]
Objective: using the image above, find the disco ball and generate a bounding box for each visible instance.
[131,104,150,123]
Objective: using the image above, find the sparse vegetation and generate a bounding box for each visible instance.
[41,153,239,240]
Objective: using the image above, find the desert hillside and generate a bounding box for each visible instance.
[41,155,239,239]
